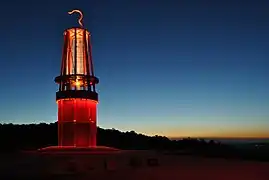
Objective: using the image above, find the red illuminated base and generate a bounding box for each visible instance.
[38,146,120,154]
[57,99,98,147]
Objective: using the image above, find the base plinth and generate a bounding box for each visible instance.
[38,146,120,154]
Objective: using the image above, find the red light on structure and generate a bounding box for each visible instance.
[58,99,97,146]
[54,10,99,147]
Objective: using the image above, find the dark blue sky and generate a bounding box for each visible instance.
[0,0,268,138]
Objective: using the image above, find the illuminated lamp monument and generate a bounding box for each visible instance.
[40,10,117,152]
[54,9,98,148]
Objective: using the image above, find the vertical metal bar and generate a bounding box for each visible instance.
[82,29,87,90]
[67,31,71,75]
[83,30,87,75]
[61,33,66,76]
[84,30,91,91]
[74,28,77,90]
[67,31,72,90]
[88,33,96,92]
[60,31,68,91]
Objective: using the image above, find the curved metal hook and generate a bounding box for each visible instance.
[68,9,84,27]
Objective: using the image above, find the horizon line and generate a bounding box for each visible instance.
[168,136,269,140]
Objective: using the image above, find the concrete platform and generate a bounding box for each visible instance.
[38,146,120,154]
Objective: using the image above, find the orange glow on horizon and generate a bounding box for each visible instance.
[166,131,269,139]
[114,121,269,140]
[168,135,269,139]
[165,130,269,139]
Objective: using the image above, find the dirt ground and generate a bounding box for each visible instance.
[0,151,268,180]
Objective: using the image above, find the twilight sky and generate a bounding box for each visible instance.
[0,0,268,138]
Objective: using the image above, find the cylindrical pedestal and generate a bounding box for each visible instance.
[57,99,97,147]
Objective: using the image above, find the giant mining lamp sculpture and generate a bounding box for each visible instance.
[54,9,99,147]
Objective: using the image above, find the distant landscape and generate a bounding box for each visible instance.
[0,122,268,162]
[170,137,269,145]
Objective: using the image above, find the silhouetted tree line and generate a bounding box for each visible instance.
[0,123,268,161]
[0,122,227,152]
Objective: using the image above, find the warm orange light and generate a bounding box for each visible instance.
[65,28,90,75]
[75,79,81,86]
